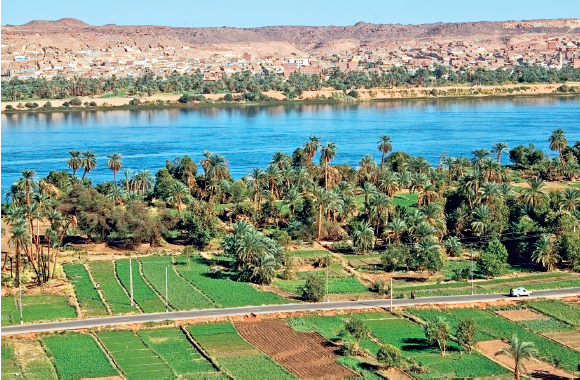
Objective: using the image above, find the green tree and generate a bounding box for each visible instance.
[106,153,123,184]
[558,232,580,271]
[532,234,560,271]
[299,273,325,302]
[81,151,98,178]
[456,319,476,354]
[378,135,393,167]
[351,221,375,253]
[549,128,568,167]
[492,142,508,163]
[343,318,369,351]
[423,316,450,355]
[495,334,539,380]
[478,239,508,278]
[67,150,83,176]
[377,344,403,368]
[320,142,338,189]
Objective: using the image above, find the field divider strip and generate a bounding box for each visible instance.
[179,325,232,379]
[137,259,175,311]
[112,259,144,313]
[84,263,113,316]
[91,332,126,379]
[171,256,220,308]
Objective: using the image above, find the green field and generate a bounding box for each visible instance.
[88,261,139,314]
[275,269,368,295]
[137,327,219,377]
[392,193,418,207]
[64,264,108,317]
[97,330,174,378]
[12,340,58,379]
[175,255,286,307]
[42,333,118,378]
[409,307,580,372]
[286,250,330,258]
[519,319,576,333]
[140,256,214,310]
[20,294,76,323]
[1,342,20,379]
[528,299,580,327]
[116,259,166,313]
[1,297,18,326]
[189,322,294,379]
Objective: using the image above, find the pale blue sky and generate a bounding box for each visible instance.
[2,0,579,27]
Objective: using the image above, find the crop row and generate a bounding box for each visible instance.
[175,255,285,307]
[12,340,58,379]
[528,299,580,327]
[1,297,17,326]
[87,261,138,314]
[63,264,108,317]
[140,256,214,310]
[115,259,166,313]
[1,342,20,379]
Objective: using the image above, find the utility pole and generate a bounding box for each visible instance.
[326,253,329,302]
[19,279,23,325]
[165,265,169,313]
[129,257,134,306]
[471,249,474,296]
[390,277,393,312]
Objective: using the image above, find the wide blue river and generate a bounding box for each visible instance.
[2,96,580,198]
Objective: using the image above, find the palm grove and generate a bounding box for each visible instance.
[3,129,580,291]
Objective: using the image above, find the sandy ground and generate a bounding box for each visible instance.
[477,339,577,378]
[512,180,571,192]
[2,83,575,111]
[542,330,580,351]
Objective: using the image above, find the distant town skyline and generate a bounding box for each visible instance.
[2,0,580,28]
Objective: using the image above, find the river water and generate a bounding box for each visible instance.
[2,96,579,198]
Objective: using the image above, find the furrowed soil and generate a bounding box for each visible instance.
[495,309,550,321]
[477,340,577,378]
[234,320,359,378]
[543,331,580,351]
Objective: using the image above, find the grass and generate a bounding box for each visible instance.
[12,340,58,379]
[392,193,418,208]
[140,256,214,310]
[188,322,294,379]
[518,319,576,333]
[87,261,139,314]
[336,356,383,379]
[116,259,166,313]
[137,327,218,376]
[528,299,580,327]
[97,330,174,378]
[274,270,368,295]
[1,297,18,326]
[1,342,20,379]
[20,295,76,323]
[63,264,108,317]
[42,332,118,378]
[408,307,580,372]
[174,255,286,307]
[286,250,330,258]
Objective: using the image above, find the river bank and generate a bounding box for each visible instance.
[2,82,579,113]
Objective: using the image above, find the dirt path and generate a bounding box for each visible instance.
[234,319,359,378]
[477,340,577,378]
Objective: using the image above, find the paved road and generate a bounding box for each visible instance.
[2,288,579,336]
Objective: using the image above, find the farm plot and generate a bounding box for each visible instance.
[88,261,138,314]
[2,297,17,326]
[189,322,294,379]
[235,320,359,378]
[174,255,285,307]
[140,256,214,310]
[496,308,549,321]
[543,331,580,350]
[97,330,173,378]
[12,339,57,379]
[1,342,20,379]
[274,268,368,295]
[42,332,118,378]
[137,327,218,377]
[528,299,580,327]
[20,295,76,323]
[63,264,108,317]
[409,307,580,372]
[116,259,166,313]
[286,249,330,259]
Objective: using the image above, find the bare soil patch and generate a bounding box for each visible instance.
[543,330,580,351]
[477,340,577,378]
[234,319,359,378]
[378,368,414,380]
[496,309,550,321]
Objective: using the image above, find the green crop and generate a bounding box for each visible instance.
[63,264,108,317]
[1,342,20,379]
[87,261,138,314]
[528,299,580,327]
[20,295,76,323]
[1,297,17,326]
[116,259,166,313]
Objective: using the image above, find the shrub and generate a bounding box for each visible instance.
[62,102,70,107]
[42,101,52,109]
[299,273,325,302]
[331,241,355,253]
[5,105,13,110]
[223,93,234,101]
[347,90,361,99]
[128,97,141,106]
[69,97,82,106]
[25,102,39,109]
[377,344,402,368]
[371,280,389,295]
[89,101,97,107]
[478,239,508,278]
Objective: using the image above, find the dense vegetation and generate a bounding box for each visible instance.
[3,129,580,291]
[2,64,580,101]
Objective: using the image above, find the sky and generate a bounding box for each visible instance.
[1,0,579,28]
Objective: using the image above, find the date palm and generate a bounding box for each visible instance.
[18,169,38,206]
[8,218,31,286]
[313,187,331,241]
[166,181,191,215]
[67,150,83,176]
[135,170,154,194]
[532,234,560,271]
[351,221,375,253]
[495,334,539,380]
[379,172,400,198]
[520,178,549,208]
[304,135,321,162]
[106,153,123,184]
[378,135,392,167]
[282,187,304,217]
[321,142,338,189]
[558,188,580,212]
[81,151,98,178]
[491,142,508,163]
[384,217,406,243]
[472,148,491,166]
[200,150,213,176]
[549,128,567,167]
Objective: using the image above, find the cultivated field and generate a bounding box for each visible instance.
[235,319,359,378]
[1,342,20,379]
[11,339,58,379]
[87,261,139,314]
[115,259,166,313]
[63,264,108,317]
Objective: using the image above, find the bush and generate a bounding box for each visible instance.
[89,101,97,107]
[347,90,361,99]
[330,241,355,253]
[270,228,291,248]
[128,97,141,106]
[478,239,508,278]
[62,102,70,107]
[69,97,82,106]
[179,94,206,103]
[42,101,52,109]
[371,280,389,295]
[298,273,325,302]
[5,105,13,110]
[223,93,234,101]
[377,344,402,368]
[25,102,39,109]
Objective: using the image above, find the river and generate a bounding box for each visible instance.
[2,96,580,198]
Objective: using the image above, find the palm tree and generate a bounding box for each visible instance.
[549,128,568,167]
[67,150,83,176]
[8,218,31,286]
[313,187,330,241]
[532,234,560,271]
[491,143,508,163]
[135,170,154,194]
[106,153,123,184]
[495,334,539,380]
[351,221,375,253]
[304,135,321,162]
[520,178,549,208]
[379,172,400,198]
[200,150,213,176]
[384,218,406,244]
[321,142,338,189]
[359,182,378,214]
[18,169,38,206]
[471,205,491,236]
[378,135,392,167]
[81,151,98,178]
[423,316,450,355]
[282,187,304,217]
[166,182,191,215]
[558,188,580,212]
[472,148,491,166]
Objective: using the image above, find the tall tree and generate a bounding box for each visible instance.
[106,153,123,184]
[495,334,539,380]
[304,135,321,162]
[320,142,338,189]
[378,135,393,167]
[532,234,560,271]
[549,128,568,167]
[81,151,98,178]
[491,142,508,163]
[67,150,83,176]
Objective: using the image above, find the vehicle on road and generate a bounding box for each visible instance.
[510,287,532,297]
